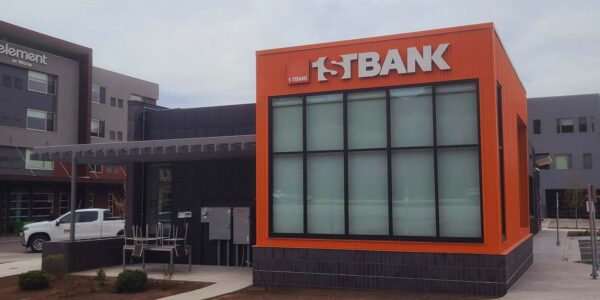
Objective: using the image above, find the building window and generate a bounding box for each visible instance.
[14,78,23,89]
[0,156,9,169]
[118,98,124,108]
[578,117,587,132]
[88,193,94,208]
[130,94,143,101]
[90,119,105,138]
[117,131,123,141]
[110,97,116,107]
[89,164,103,173]
[583,153,593,169]
[26,109,54,131]
[91,84,105,104]
[497,84,507,240]
[25,149,53,170]
[109,130,115,140]
[59,193,70,214]
[3,75,11,87]
[533,119,541,134]
[270,82,482,240]
[557,118,574,133]
[107,193,114,216]
[28,71,56,94]
[554,154,571,170]
[9,193,30,221]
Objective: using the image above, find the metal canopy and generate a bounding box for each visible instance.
[30,135,256,164]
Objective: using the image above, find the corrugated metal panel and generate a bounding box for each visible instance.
[493,32,531,254]
[256,23,526,255]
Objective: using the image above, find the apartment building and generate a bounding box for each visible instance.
[0,21,158,233]
[528,94,600,218]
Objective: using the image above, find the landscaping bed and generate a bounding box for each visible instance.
[0,274,211,299]
[215,286,492,300]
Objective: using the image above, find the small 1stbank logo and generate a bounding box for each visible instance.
[286,59,310,84]
[286,43,450,85]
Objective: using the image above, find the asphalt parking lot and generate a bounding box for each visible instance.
[0,235,39,264]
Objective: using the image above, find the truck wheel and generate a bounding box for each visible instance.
[30,234,49,253]
[117,230,124,236]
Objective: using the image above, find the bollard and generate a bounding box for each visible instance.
[587,184,598,279]
[556,192,560,246]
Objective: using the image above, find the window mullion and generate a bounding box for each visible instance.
[386,89,393,236]
[302,96,308,235]
[432,86,440,238]
[343,93,349,236]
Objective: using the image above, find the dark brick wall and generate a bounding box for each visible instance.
[253,236,533,296]
[42,238,124,273]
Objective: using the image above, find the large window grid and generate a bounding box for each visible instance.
[269,80,483,242]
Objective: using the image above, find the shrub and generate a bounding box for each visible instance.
[114,270,148,293]
[43,254,66,277]
[13,221,33,234]
[19,270,50,291]
[95,268,106,286]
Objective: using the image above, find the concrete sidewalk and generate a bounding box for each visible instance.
[0,258,41,277]
[76,264,252,300]
[503,229,600,299]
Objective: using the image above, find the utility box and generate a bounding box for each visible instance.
[233,207,251,244]
[201,207,231,240]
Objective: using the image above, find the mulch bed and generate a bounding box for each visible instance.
[0,274,211,300]
[214,286,493,300]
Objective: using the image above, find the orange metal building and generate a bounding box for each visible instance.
[254,23,531,296]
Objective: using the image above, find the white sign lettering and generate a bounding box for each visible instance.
[0,42,48,65]
[311,43,450,81]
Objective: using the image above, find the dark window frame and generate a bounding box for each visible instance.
[583,153,592,169]
[497,84,506,241]
[268,79,484,243]
[578,117,587,132]
[533,119,541,134]
[557,118,575,133]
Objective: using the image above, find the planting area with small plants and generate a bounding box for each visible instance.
[0,270,211,300]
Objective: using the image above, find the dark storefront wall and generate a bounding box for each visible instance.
[140,158,255,265]
[0,180,123,233]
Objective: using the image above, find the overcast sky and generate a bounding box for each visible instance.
[1,1,599,108]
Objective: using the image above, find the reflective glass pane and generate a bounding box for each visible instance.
[272,154,303,233]
[307,153,344,234]
[272,97,303,152]
[437,147,481,238]
[27,110,46,130]
[390,87,433,147]
[392,149,436,236]
[347,91,387,149]
[436,83,478,145]
[306,94,343,151]
[348,151,388,235]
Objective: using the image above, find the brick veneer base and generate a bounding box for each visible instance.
[253,237,532,296]
[42,238,124,273]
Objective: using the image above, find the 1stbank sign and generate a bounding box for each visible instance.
[0,42,48,67]
[287,43,450,84]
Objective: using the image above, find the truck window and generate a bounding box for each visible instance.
[59,211,98,223]
[78,211,98,223]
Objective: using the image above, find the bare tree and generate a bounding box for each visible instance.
[565,188,586,228]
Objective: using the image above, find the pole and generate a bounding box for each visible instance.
[588,184,598,279]
[69,154,77,242]
[556,192,560,246]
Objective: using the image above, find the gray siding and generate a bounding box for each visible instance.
[0,42,80,149]
[527,94,600,216]
[91,67,158,143]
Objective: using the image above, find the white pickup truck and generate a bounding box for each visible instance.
[21,208,125,252]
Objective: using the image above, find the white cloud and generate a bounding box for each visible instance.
[1,0,599,107]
